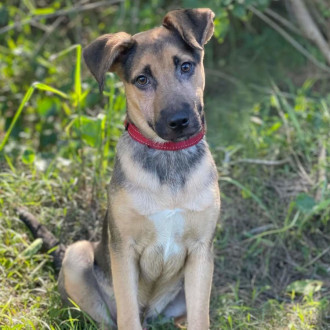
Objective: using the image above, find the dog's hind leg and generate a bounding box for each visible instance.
[59,240,116,328]
[145,288,186,327]
[18,209,116,327]
[161,288,187,326]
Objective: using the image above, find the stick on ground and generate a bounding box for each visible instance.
[17,208,66,275]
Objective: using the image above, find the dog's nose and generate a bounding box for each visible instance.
[167,111,190,130]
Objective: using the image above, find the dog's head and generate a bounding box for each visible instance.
[83,8,214,142]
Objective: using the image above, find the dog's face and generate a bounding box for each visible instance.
[84,9,215,142]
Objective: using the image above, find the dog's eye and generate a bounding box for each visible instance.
[181,62,192,73]
[136,75,149,86]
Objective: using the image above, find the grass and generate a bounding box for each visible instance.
[1,0,330,329]
[1,76,329,330]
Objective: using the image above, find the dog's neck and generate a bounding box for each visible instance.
[125,121,205,151]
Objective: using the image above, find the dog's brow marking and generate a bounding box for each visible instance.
[131,64,158,89]
[149,209,185,261]
[142,65,152,76]
[173,56,180,67]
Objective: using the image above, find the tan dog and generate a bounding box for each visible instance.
[58,8,220,330]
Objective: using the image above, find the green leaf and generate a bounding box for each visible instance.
[21,238,43,257]
[313,199,330,213]
[266,122,281,135]
[286,280,323,296]
[22,148,35,164]
[74,45,82,103]
[227,315,233,329]
[0,5,9,26]
[295,194,316,213]
[213,9,229,44]
[33,82,69,99]
[256,0,271,8]
[232,5,247,19]
[36,97,60,117]
[32,8,55,16]
[0,85,35,152]
[73,115,103,147]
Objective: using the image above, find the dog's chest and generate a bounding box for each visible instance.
[149,208,185,260]
[139,209,186,282]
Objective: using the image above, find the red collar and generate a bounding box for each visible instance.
[125,121,205,151]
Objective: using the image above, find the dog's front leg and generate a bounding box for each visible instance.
[184,244,214,330]
[110,247,142,330]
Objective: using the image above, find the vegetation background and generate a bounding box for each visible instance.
[0,0,329,329]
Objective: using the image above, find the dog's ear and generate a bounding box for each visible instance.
[163,8,215,51]
[83,32,135,92]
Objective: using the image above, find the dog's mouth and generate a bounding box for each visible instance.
[154,123,203,142]
[166,127,203,142]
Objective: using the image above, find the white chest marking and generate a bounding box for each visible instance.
[149,209,185,261]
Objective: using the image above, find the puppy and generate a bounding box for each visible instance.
[58,8,220,330]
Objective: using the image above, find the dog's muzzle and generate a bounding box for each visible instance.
[155,105,202,142]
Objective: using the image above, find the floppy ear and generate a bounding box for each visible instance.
[162,8,215,50]
[83,32,135,92]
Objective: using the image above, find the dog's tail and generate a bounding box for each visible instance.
[17,208,66,275]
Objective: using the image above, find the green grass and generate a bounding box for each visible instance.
[1,0,330,329]
[1,77,329,329]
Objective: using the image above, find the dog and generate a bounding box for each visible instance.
[29,8,220,330]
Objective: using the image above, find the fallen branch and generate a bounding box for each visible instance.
[264,7,302,36]
[248,5,330,74]
[231,158,290,166]
[287,0,330,66]
[17,208,66,275]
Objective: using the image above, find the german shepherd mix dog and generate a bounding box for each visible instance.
[20,8,220,330]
